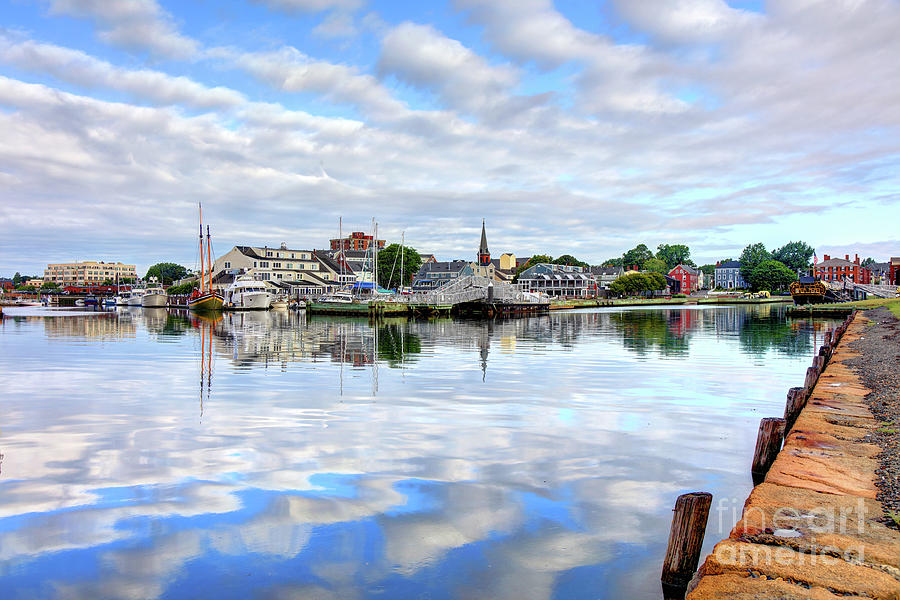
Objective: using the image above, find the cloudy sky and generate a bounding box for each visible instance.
[1,0,898,277]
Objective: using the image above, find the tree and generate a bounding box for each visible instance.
[608,271,666,296]
[622,244,653,270]
[41,281,59,290]
[739,243,771,283]
[376,244,422,289]
[12,272,22,285]
[698,264,716,277]
[772,241,814,274]
[644,257,669,274]
[861,257,876,269]
[166,281,197,295]
[553,254,589,268]
[656,244,693,269]
[145,263,189,286]
[601,257,624,268]
[748,260,796,292]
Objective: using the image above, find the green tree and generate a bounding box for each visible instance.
[41,281,59,290]
[656,244,693,269]
[698,264,716,277]
[739,243,771,283]
[608,271,666,296]
[772,241,814,274]
[601,257,624,268]
[861,257,876,269]
[748,260,796,292]
[622,244,654,270]
[145,263,189,285]
[644,257,669,274]
[167,281,198,295]
[553,254,589,268]
[376,244,422,289]
[12,272,22,285]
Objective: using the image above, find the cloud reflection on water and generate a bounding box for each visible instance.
[0,305,836,599]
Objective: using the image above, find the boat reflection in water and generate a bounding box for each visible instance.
[0,304,842,600]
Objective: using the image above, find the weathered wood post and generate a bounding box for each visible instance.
[803,366,818,395]
[661,491,713,599]
[812,355,824,372]
[751,417,786,483]
[783,387,805,431]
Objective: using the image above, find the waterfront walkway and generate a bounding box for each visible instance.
[688,310,900,598]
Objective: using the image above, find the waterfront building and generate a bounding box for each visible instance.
[890,257,900,285]
[44,261,137,286]
[330,231,385,252]
[590,266,624,290]
[814,254,871,284]
[411,260,474,292]
[517,263,597,298]
[212,243,347,297]
[669,264,701,293]
[714,260,748,289]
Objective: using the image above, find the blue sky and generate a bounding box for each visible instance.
[0,0,898,277]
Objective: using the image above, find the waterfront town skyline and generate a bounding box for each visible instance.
[1,1,899,276]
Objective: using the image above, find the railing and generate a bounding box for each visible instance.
[409,275,548,305]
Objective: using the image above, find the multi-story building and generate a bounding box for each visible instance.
[590,266,624,290]
[814,254,871,284]
[212,243,349,296]
[517,263,597,298]
[669,264,701,293]
[44,261,137,286]
[714,260,748,289]
[329,231,385,252]
[889,257,900,286]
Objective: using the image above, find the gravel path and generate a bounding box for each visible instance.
[847,306,900,529]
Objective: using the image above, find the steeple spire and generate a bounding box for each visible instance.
[478,219,490,267]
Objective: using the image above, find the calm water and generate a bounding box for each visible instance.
[0,304,835,600]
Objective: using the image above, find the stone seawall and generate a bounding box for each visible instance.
[687,312,900,599]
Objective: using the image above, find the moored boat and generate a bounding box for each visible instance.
[141,287,167,308]
[789,276,828,305]
[188,203,224,313]
[224,276,272,310]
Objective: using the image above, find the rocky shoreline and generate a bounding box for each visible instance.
[849,307,900,529]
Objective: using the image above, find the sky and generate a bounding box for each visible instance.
[0,0,898,277]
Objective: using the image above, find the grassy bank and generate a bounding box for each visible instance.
[787,297,900,318]
[818,297,900,318]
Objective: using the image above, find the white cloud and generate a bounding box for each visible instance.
[0,34,242,108]
[47,0,199,59]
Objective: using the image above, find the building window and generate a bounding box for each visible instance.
[274,263,281,268]
[260,262,269,268]
[224,262,231,269]
[266,251,273,257]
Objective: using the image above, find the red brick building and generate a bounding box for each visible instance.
[890,257,900,285]
[330,232,386,252]
[814,254,871,284]
[668,264,701,293]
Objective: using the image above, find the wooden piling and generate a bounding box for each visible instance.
[661,491,713,598]
[783,387,805,431]
[812,355,824,372]
[751,417,785,481]
[803,366,818,395]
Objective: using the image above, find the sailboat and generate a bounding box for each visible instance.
[188,204,225,312]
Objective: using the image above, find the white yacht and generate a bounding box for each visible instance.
[141,287,167,308]
[124,288,146,306]
[224,276,273,310]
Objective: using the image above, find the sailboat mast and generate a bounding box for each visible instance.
[199,203,206,294]
[206,225,214,294]
[400,231,404,290]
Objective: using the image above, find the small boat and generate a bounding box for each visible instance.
[74,299,85,307]
[126,289,146,306]
[188,203,224,313]
[270,296,288,310]
[141,287,167,308]
[318,291,355,304]
[83,295,99,306]
[224,276,273,310]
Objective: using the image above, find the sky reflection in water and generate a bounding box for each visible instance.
[0,305,837,599]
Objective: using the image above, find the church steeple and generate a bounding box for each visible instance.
[478,219,490,267]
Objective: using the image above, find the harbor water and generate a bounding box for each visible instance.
[0,304,837,599]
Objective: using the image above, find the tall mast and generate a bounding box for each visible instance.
[206,225,214,294]
[339,216,343,291]
[400,231,405,290]
[199,203,205,293]
[372,218,377,290]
